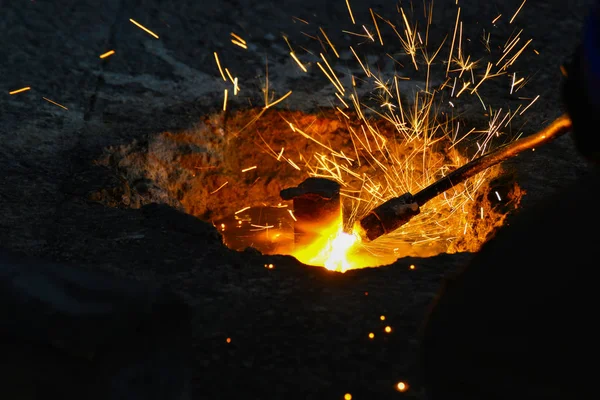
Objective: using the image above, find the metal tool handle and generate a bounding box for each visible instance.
[412,114,573,206]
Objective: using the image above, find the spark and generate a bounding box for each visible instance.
[99,50,115,59]
[129,18,159,39]
[368,332,375,339]
[370,9,384,45]
[230,32,247,45]
[560,64,568,77]
[510,0,527,24]
[396,382,408,392]
[292,16,309,24]
[495,191,502,201]
[231,38,248,49]
[235,206,251,215]
[290,51,308,72]
[225,68,235,83]
[345,0,355,24]
[335,92,349,108]
[384,326,392,333]
[286,158,301,170]
[223,89,228,111]
[233,77,240,95]
[9,87,31,95]
[214,52,227,81]
[250,223,275,229]
[264,90,293,109]
[288,209,297,221]
[319,27,340,58]
[350,46,370,77]
[337,107,350,119]
[510,73,524,94]
[317,62,344,94]
[318,54,345,94]
[492,14,502,24]
[447,7,461,76]
[210,181,229,194]
[519,94,539,115]
[455,81,471,97]
[362,25,375,42]
[42,97,68,110]
[500,38,533,71]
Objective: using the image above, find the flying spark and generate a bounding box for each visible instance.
[99,50,115,59]
[231,32,248,49]
[129,18,159,39]
[210,181,229,194]
[345,0,356,24]
[214,52,227,81]
[510,0,527,24]
[235,206,251,214]
[9,87,31,95]
[42,97,68,110]
[290,51,308,72]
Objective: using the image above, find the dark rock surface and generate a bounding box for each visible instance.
[0,0,594,399]
[0,247,191,400]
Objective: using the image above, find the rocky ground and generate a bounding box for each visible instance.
[0,0,595,399]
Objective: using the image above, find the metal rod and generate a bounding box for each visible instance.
[413,114,572,206]
[359,114,573,241]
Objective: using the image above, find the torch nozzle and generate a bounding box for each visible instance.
[358,193,420,241]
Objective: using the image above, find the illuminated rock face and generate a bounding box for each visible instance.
[94,109,520,270]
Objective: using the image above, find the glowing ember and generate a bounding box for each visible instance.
[396,381,408,392]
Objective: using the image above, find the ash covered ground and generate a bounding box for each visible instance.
[0,0,594,399]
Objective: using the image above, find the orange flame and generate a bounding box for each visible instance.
[290,214,362,272]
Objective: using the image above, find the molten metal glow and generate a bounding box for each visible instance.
[290,215,361,272]
[396,381,408,392]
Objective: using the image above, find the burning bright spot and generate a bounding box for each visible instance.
[291,220,360,272]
